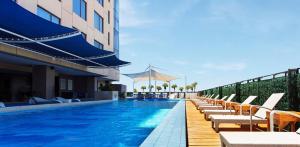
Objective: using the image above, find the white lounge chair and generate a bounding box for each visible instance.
[194,95,220,108]
[219,111,300,147]
[52,97,72,103]
[191,94,217,105]
[203,96,258,120]
[0,102,5,108]
[29,97,61,105]
[198,94,236,111]
[211,93,285,132]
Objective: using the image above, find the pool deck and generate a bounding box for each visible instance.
[186,100,247,147]
[141,100,186,147]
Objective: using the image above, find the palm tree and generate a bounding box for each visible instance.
[162,83,168,91]
[133,89,138,93]
[148,85,154,91]
[171,84,178,92]
[156,86,162,92]
[185,85,191,92]
[141,86,146,92]
[179,87,184,92]
[190,85,194,92]
[191,82,198,92]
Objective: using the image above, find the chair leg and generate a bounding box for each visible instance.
[204,114,208,120]
[215,122,219,133]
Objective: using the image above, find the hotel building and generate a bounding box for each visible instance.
[0,0,128,102]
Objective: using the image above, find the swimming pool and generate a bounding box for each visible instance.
[0,99,178,147]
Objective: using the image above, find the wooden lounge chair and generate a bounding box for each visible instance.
[203,96,258,120]
[219,111,300,147]
[198,94,236,112]
[210,93,285,132]
[194,95,220,108]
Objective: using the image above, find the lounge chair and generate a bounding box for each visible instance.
[211,93,285,132]
[219,111,300,147]
[29,97,61,105]
[191,95,220,109]
[198,94,236,111]
[196,95,220,106]
[51,97,72,103]
[72,98,81,102]
[203,96,257,120]
[0,102,5,108]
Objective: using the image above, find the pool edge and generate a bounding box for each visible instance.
[0,100,114,113]
[140,100,186,147]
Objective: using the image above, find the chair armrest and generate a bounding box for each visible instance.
[270,110,300,132]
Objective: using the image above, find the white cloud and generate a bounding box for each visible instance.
[204,1,299,33]
[202,62,246,71]
[120,33,137,46]
[119,0,154,28]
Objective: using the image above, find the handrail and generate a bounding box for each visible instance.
[201,68,298,91]
[250,105,273,132]
[270,110,300,132]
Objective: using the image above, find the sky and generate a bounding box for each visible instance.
[115,0,300,92]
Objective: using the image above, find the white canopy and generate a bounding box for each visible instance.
[124,69,177,82]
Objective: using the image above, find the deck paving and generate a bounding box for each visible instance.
[186,100,250,147]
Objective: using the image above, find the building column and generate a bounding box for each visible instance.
[32,66,55,99]
[86,77,98,98]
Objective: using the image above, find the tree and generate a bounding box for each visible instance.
[190,85,194,92]
[141,86,146,92]
[191,82,198,92]
[156,86,162,92]
[171,84,178,92]
[133,89,138,93]
[185,85,191,92]
[148,85,154,91]
[162,83,169,91]
[179,87,184,92]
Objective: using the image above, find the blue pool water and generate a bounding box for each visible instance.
[0,99,178,147]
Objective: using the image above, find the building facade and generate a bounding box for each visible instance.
[0,0,122,102]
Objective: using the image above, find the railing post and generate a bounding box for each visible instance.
[257,78,261,99]
[219,86,223,98]
[287,69,299,111]
[235,82,241,103]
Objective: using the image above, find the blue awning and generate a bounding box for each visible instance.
[0,0,130,67]
[70,55,131,67]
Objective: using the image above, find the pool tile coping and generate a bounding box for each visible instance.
[140,100,186,147]
[0,100,114,113]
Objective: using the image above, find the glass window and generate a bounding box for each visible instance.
[67,80,73,91]
[97,0,104,6]
[37,6,60,24]
[108,10,110,24]
[94,40,103,50]
[73,0,86,20]
[60,79,66,90]
[94,11,103,33]
[108,32,110,45]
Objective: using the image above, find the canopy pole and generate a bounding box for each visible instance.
[133,81,135,93]
[149,65,152,93]
[168,81,171,95]
[155,80,157,93]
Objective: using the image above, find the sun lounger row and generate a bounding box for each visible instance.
[29,97,81,105]
[220,110,300,147]
[193,93,300,146]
